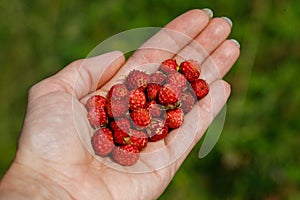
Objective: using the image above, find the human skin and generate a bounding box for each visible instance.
[0,9,240,199]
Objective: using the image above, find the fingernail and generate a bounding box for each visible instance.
[230,39,240,48]
[221,16,233,27]
[202,8,213,18]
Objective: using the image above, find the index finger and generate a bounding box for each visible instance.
[127,9,210,65]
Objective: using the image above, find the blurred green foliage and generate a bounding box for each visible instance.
[1,0,299,199]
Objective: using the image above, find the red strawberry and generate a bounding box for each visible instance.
[146,83,162,100]
[91,128,114,156]
[126,70,150,90]
[87,107,108,128]
[181,90,196,114]
[149,71,166,84]
[85,95,106,111]
[112,144,140,166]
[145,100,163,117]
[147,118,169,142]
[158,84,181,107]
[166,72,187,90]
[108,83,129,100]
[113,128,130,145]
[179,60,201,82]
[166,108,184,129]
[106,99,128,118]
[110,118,131,145]
[191,79,209,100]
[129,129,148,150]
[110,118,131,132]
[130,108,151,127]
[129,88,146,111]
[159,59,178,74]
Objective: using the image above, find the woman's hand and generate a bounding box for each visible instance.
[0,9,240,200]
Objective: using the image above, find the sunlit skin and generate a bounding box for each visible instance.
[0,9,239,199]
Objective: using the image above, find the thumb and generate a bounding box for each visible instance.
[56,51,125,99]
[29,51,125,101]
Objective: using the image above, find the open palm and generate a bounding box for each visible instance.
[0,9,240,199]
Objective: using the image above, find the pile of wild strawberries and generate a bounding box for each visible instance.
[85,58,209,166]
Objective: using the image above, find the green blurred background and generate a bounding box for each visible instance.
[1,0,299,199]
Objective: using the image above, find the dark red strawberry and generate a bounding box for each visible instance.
[147,118,169,142]
[145,100,163,117]
[110,118,131,145]
[179,60,201,82]
[108,83,129,100]
[159,59,178,74]
[149,71,166,84]
[181,90,196,114]
[91,128,114,156]
[110,118,131,132]
[126,70,150,90]
[158,84,181,107]
[85,95,106,111]
[130,108,151,127]
[106,99,128,118]
[129,129,148,150]
[165,108,184,129]
[129,88,146,111]
[166,72,187,90]
[146,83,162,100]
[87,107,108,128]
[113,128,130,145]
[112,144,140,166]
[191,79,209,100]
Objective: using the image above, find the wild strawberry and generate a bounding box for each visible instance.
[130,108,151,127]
[191,79,209,100]
[147,118,169,142]
[106,99,128,118]
[112,144,140,166]
[126,70,150,90]
[108,83,129,100]
[110,118,131,132]
[110,118,131,145]
[85,95,106,111]
[129,88,146,111]
[159,59,178,74]
[145,100,163,117]
[91,128,114,157]
[166,108,184,129]
[166,72,187,90]
[181,90,196,114]
[146,83,162,101]
[149,71,166,84]
[113,128,130,145]
[158,84,181,107]
[87,107,108,128]
[179,60,201,82]
[129,129,148,150]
